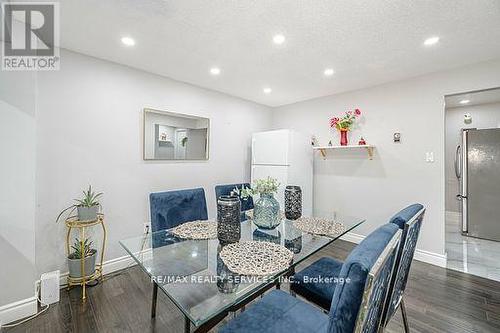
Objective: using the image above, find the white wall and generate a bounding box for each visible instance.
[445,102,500,212]
[272,59,500,257]
[35,50,272,275]
[0,70,37,314]
[186,128,207,159]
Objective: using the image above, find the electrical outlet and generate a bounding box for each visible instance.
[426,152,434,163]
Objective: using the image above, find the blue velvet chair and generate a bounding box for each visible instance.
[382,204,425,332]
[149,188,208,232]
[289,204,425,313]
[148,188,208,320]
[219,223,402,333]
[215,183,254,221]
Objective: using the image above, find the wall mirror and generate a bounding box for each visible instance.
[143,108,210,160]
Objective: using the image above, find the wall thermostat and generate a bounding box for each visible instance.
[393,132,401,143]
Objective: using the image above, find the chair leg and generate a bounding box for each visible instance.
[400,298,410,333]
[151,283,158,319]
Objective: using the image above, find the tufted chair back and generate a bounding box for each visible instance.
[327,223,401,333]
[149,188,208,232]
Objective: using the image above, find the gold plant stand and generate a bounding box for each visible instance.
[65,213,107,300]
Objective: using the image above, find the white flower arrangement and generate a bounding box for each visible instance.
[233,177,280,199]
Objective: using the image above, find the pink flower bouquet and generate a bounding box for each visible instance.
[329,108,361,131]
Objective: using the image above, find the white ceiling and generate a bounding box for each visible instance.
[13,0,500,107]
[446,88,500,108]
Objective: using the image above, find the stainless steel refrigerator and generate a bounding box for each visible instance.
[455,128,500,241]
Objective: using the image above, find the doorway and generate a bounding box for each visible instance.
[444,87,500,281]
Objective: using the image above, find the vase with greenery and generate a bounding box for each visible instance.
[67,238,97,278]
[239,177,281,229]
[56,185,103,223]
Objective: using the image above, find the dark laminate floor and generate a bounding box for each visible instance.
[4,239,500,333]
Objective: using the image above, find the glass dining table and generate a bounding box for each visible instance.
[119,212,364,332]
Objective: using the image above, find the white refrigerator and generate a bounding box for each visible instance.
[251,129,313,215]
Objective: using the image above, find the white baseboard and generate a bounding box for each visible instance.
[414,248,447,267]
[340,231,447,268]
[0,296,37,328]
[340,232,365,244]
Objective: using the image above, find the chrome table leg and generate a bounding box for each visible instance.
[400,298,410,333]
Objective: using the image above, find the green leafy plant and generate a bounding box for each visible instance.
[235,177,280,199]
[56,185,103,223]
[181,137,188,147]
[69,238,95,259]
[75,185,102,207]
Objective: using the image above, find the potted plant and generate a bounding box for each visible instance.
[329,108,362,146]
[181,136,188,147]
[239,177,281,229]
[56,185,103,223]
[68,238,97,278]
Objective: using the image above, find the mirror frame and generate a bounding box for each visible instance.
[143,108,210,161]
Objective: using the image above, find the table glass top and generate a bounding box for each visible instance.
[119,211,364,327]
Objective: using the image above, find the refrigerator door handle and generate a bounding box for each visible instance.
[460,130,468,234]
[454,145,462,179]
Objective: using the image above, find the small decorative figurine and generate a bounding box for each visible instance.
[328,140,333,146]
[358,137,367,145]
[311,135,318,146]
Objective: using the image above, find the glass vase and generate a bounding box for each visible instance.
[340,129,349,146]
[253,193,281,229]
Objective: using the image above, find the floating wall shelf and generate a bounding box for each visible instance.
[313,145,375,160]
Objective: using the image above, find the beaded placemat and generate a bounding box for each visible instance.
[293,217,346,238]
[219,241,293,276]
[170,220,217,240]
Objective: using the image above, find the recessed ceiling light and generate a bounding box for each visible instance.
[263,87,272,94]
[210,67,221,75]
[423,36,440,46]
[459,99,470,104]
[324,68,335,76]
[121,36,135,46]
[273,34,285,45]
